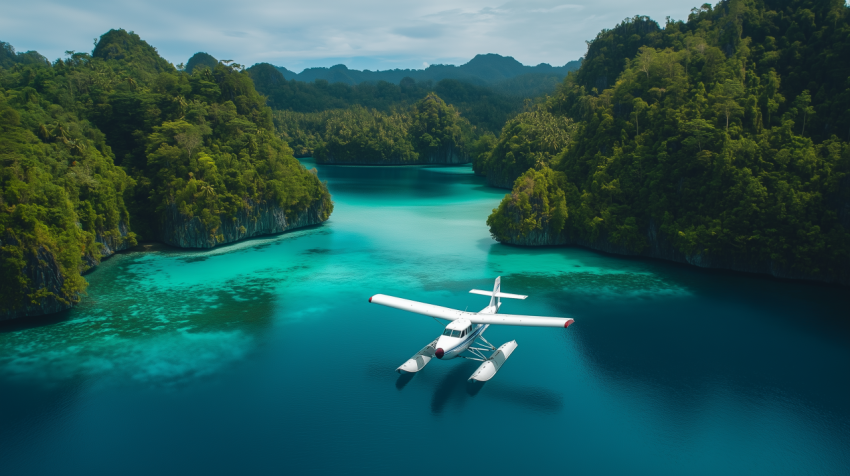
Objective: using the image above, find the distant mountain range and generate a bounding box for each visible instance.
[272,54,582,86]
[185,51,582,98]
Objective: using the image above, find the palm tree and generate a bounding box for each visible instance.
[173,95,187,118]
[199,183,216,200]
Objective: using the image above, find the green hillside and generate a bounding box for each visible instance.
[0,29,331,318]
[485,0,850,284]
[248,63,525,134]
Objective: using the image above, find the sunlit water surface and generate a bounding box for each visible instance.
[1,160,848,475]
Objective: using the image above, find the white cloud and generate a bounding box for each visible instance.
[2,0,698,72]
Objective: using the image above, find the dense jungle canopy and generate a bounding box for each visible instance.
[0,30,331,315]
[3,0,850,319]
[486,0,850,284]
[245,62,544,157]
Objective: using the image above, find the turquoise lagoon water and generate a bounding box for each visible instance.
[1,160,848,475]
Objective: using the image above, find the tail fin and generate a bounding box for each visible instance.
[491,276,501,309]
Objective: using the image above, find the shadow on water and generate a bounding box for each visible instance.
[395,372,415,390]
[430,361,480,414]
[482,382,564,414]
[466,379,485,396]
[0,308,75,334]
[542,265,850,413]
[428,361,564,415]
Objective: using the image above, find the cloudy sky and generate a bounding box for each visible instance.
[3,0,704,72]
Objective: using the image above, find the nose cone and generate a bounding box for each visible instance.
[435,348,444,359]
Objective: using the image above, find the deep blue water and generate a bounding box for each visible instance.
[1,160,848,475]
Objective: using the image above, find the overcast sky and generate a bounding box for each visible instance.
[3,0,705,72]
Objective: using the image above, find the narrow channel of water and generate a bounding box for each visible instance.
[1,160,848,475]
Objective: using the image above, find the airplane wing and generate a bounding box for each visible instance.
[369,294,475,321]
[468,313,574,328]
[369,294,574,328]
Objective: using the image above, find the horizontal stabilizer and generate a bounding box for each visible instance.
[470,340,518,382]
[469,290,527,299]
[396,339,438,374]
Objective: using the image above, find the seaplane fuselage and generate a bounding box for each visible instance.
[434,319,488,360]
[369,277,574,381]
[434,302,496,359]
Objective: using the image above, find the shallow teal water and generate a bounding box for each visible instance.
[1,160,848,475]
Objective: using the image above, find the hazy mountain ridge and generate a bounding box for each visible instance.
[273,53,582,87]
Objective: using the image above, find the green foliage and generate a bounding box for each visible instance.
[408,93,471,159]
[488,0,850,281]
[314,107,418,163]
[0,87,134,312]
[92,29,174,82]
[248,64,525,134]
[574,15,662,93]
[475,109,577,185]
[186,52,218,74]
[0,30,332,314]
[487,167,568,242]
[302,93,472,164]
[0,42,50,69]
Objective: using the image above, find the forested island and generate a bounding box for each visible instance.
[0,30,332,320]
[483,0,850,285]
[2,0,849,323]
[244,61,548,164]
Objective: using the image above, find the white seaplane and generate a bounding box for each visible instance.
[369,277,574,382]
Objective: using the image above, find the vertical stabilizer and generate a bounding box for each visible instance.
[490,276,501,310]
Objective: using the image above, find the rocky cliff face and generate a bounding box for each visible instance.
[82,220,134,272]
[0,240,72,320]
[0,222,134,321]
[499,222,850,286]
[316,145,468,165]
[159,198,330,249]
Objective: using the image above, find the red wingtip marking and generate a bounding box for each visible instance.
[564,319,574,328]
[369,296,373,303]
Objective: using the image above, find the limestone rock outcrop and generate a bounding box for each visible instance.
[498,222,849,286]
[159,198,330,249]
[1,222,134,321]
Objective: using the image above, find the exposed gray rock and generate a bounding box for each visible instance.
[499,221,849,286]
[82,220,134,272]
[0,240,70,321]
[159,198,330,249]
[0,222,134,321]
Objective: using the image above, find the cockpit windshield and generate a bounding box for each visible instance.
[442,328,463,338]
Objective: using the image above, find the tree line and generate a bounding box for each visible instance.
[484,0,850,283]
[0,29,331,315]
